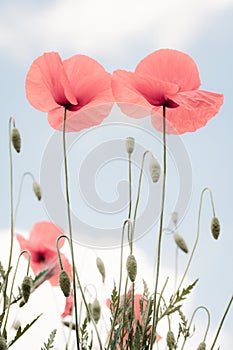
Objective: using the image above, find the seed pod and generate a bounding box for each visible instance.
[33,181,42,201]
[126,137,135,154]
[21,276,33,303]
[197,342,206,350]
[166,330,176,349]
[149,156,161,183]
[91,299,101,323]
[19,300,25,307]
[173,232,188,253]
[0,337,7,350]
[126,254,137,282]
[59,270,71,297]
[11,127,21,153]
[211,216,220,240]
[96,257,105,283]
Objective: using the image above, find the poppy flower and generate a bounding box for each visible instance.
[16,221,73,317]
[25,52,113,132]
[111,49,224,134]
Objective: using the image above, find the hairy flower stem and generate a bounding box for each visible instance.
[106,220,132,350]
[210,295,233,350]
[176,187,216,293]
[150,106,167,349]
[62,108,80,350]
[180,306,210,350]
[14,172,37,222]
[2,250,31,333]
[2,117,16,324]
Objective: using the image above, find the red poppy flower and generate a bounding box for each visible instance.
[111,49,224,134]
[16,221,72,287]
[25,52,113,132]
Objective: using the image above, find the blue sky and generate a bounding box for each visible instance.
[0,0,232,348]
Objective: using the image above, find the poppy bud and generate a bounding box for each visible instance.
[149,156,160,183]
[211,216,220,240]
[126,254,137,282]
[173,232,188,253]
[91,299,101,323]
[197,342,206,350]
[166,330,176,349]
[126,137,135,154]
[59,270,71,297]
[21,276,33,303]
[33,181,42,201]
[96,257,105,283]
[0,337,7,350]
[19,300,25,308]
[11,127,21,153]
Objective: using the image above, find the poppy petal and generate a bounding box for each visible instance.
[26,52,77,112]
[63,54,113,105]
[48,100,113,132]
[29,221,64,249]
[136,48,201,91]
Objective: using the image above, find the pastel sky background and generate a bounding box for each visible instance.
[0,0,232,349]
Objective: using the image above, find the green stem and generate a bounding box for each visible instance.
[14,172,36,223]
[176,187,216,293]
[62,108,80,350]
[2,117,16,325]
[180,306,210,350]
[74,269,103,350]
[210,295,233,350]
[106,219,132,350]
[150,106,167,349]
[3,250,31,333]
[132,150,153,241]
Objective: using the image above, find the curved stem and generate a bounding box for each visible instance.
[180,306,210,350]
[210,295,233,350]
[56,234,70,270]
[176,187,216,293]
[132,150,153,241]
[106,219,132,350]
[14,172,36,223]
[74,269,103,350]
[2,117,16,323]
[62,108,80,350]
[150,106,167,349]
[3,250,31,333]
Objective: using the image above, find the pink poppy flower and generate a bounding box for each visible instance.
[16,221,73,317]
[111,49,224,134]
[25,52,113,132]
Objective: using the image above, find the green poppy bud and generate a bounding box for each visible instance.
[166,330,176,349]
[149,156,161,183]
[96,257,105,283]
[0,337,7,350]
[11,127,21,153]
[91,299,101,323]
[173,232,188,253]
[211,216,220,240]
[126,137,135,154]
[59,270,71,297]
[33,181,42,201]
[126,254,137,282]
[197,342,206,350]
[21,276,33,303]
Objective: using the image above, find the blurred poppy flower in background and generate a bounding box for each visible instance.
[26,52,113,132]
[16,221,71,286]
[16,221,73,317]
[111,49,224,134]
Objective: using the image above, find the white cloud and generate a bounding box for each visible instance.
[0,0,232,63]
